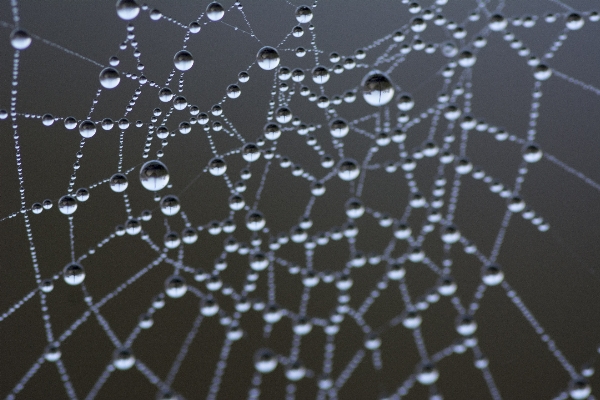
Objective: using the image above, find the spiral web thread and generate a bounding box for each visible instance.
[1,0,600,399]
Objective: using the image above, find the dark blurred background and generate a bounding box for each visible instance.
[1,0,600,399]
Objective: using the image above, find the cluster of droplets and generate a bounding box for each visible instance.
[2,1,600,400]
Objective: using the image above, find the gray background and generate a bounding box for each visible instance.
[1,0,600,399]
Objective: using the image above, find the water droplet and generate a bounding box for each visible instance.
[275,107,292,124]
[312,66,329,84]
[10,29,31,50]
[329,119,348,138]
[116,0,140,20]
[79,120,96,138]
[458,50,476,67]
[44,343,61,362]
[264,123,281,140]
[208,158,227,176]
[109,173,128,192]
[58,195,77,215]
[566,13,584,30]
[113,348,135,370]
[285,360,306,381]
[410,17,427,32]
[255,348,278,373]
[295,5,313,23]
[102,118,114,130]
[456,315,477,336]
[227,84,241,98]
[138,313,153,329]
[165,275,187,298]
[160,195,181,216]
[292,25,304,37]
[416,363,439,385]
[173,50,194,71]
[256,46,280,70]
[63,262,85,285]
[362,71,395,106]
[441,41,458,57]
[570,379,592,399]
[164,231,181,249]
[99,67,120,89]
[206,2,224,21]
[387,262,406,280]
[522,142,542,162]
[242,143,261,162]
[246,210,266,231]
[42,114,54,126]
[159,87,174,102]
[189,21,201,33]
[534,64,552,81]
[482,264,504,285]
[200,295,219,316]
[75,188,90,202]
[337,158,360,181]
[140,160,169,191]
[489,14,507,31]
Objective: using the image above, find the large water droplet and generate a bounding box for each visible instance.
[165,275,187,298]
[173,50,194,71]
[58,195,77,215]
[255,348,278,373]
[109,173,128,192]
[329,119,348,138]
[208,158,227,176]
[256,46,280,70]
[206,2,225,21]
[116,0,140,20]
[337,159,360,181]
[160,195,181,216]
[63,262,85,285]
[99,67,120,89]
[522,142,543,162]
[113,348,135,370]
[361,71,395,106]
[79,120,96,138]
[10,29,31,50]
[140,160,169,191]
[295,6,313,23]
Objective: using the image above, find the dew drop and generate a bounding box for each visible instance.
[362,71,395,106]
[522,142,543,162]
[206,2,225,21]
[208,158,227,176]
[165,275,187,298]
[58,195,77,215]
[109,173,128,192]
[113,348,135,370]
[63,262,85,285]
[10,29,31,50]
[160,195,181,216]
[256,46,280,70]
[140,160,170,191]
[173,50,194,71]
[99,67,120,89]
[116,0,140,20]
[534,64,552,81]
[76,188,90,202]
[329,119,349,138]
[295,5,313,23]
[255,349,278,373]
[242,143,261,162]
[337,158,360,181]
[482,264,504,286]
[79,120,96,138]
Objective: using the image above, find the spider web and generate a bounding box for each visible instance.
[1,0,600,399]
